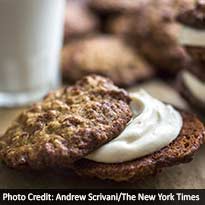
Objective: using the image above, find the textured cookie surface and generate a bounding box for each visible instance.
[73,111,204,182]
[62,36,154,86]
[0,75,132,169]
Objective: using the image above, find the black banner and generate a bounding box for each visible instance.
[0,189,204,204]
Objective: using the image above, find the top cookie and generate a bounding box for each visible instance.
[0,75,132,169]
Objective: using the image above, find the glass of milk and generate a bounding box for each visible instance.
[0,0,65,107]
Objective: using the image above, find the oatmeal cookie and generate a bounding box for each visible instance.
[0,75,132,169]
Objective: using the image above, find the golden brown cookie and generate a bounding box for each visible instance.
[61,36,154,86]
[73,111,205,182]
[0,75,132,169]
[177,0,205,112]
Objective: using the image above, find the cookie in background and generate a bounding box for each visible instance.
[105,0,194,35]
[123,6,191,76]
[177,0,205,113]
[128,80,190,111]
[0,75,204,182]
[61,35,155,87]
[89,0,193,15]
[0,76,132,169]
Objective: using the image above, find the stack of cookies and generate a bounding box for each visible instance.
[62,0,204,114]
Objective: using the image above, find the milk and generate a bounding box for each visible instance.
[0,0,65,106]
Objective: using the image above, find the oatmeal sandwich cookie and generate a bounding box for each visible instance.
[89,0,193,15]
[0,76,204,182]
[61,36,154,86]
[73,90,204,182]
[177,0,205,112]
[89,0,146,15]
[0,75,132,169]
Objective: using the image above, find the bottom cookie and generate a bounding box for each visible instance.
[73,111,204,182]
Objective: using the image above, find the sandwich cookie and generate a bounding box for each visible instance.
[123,2,192,75]
[89,0,192,16]
[0,75,132,169]
[73,90,204,182]
[177,0,205,112]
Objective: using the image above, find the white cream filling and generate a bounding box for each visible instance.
[85,90,183,163]
[182,71,205,103]
[178,24,205,46]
